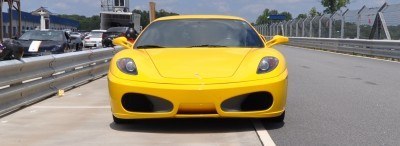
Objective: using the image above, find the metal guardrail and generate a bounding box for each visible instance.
[255,2,400,40]
[284,37,400,59]
[0,47,122,116]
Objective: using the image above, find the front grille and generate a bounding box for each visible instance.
[221,92,273,112]
[121,93,173,113]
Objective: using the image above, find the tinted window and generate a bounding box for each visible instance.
[107,27,127,32]
[90,32,103,38]
[19,31,65,41]
[134,19,264,48]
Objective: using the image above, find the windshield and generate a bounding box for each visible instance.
[89,32,103,38]
[134,19,264,48]
[19,31,65,41]
[107,27,127,32]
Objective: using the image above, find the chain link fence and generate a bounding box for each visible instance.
[255,2,400,40]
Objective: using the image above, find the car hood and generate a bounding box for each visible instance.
[145,48,252,79]
[17,40,61,48]
[16,40,63,52]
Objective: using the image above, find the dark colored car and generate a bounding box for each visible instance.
[102,27,128,47]
[70,36,84,51]
[70,32,84,40]
[1,30,78,58]
[0,42,23,60]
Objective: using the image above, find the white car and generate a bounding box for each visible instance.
[83,30,106,48]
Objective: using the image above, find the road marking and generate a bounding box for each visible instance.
[252,119,276,146]
[1,120,8,124]
[31,106,110,109]
[286,45,400,64]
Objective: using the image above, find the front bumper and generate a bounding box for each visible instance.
[23,50,52,56]
[108,70,288,119]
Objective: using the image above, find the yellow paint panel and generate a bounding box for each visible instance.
[145,48,251,79]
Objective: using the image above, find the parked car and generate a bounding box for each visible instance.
[102,27,128,47]
[1,30,78,58]
[70,32,83,39]
[71,35,84,51]
[0,42,23,60]
[83,30,106,48]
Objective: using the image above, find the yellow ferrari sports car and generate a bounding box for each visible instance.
[108,15,288,124]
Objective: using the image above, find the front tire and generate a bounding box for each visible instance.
[76,44,83,51]
[12,47,24,60]
[63,46,70,53]
[0,50,12,60]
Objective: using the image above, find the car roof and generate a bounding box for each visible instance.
[155,15,246,21]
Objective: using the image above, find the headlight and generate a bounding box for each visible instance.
[257,57,279,74]
[117,58,138,75]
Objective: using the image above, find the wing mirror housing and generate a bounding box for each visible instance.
[112,37,133,49]
[265,35,289,48]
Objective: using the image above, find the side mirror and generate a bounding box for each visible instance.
[265,35,289,48]
[112,37,133,49]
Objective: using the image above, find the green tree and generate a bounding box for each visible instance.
[156,9,179,18]
[256,9,271,25]
[296,13,308,19]
[58,15,101,30]
[309,7,321,17]
[256,9,293,25]
[321,0,350,14]
[280,11,293,21]
[132,9,178,28]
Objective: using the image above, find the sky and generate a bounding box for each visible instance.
[19,0,398,22]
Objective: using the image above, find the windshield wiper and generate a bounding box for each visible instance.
[189,44,228,48]
[137,45,165,49]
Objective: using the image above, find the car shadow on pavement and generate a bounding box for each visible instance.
[261,121,285,130]
[110,118,258,134]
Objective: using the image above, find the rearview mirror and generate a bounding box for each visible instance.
[112,37,133,49]
[265,35,289,48]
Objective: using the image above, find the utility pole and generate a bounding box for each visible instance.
[149,1,156,22]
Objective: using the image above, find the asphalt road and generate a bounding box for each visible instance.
[268,45,400,145]
[0,78,263,146]
[1,45,400,146]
